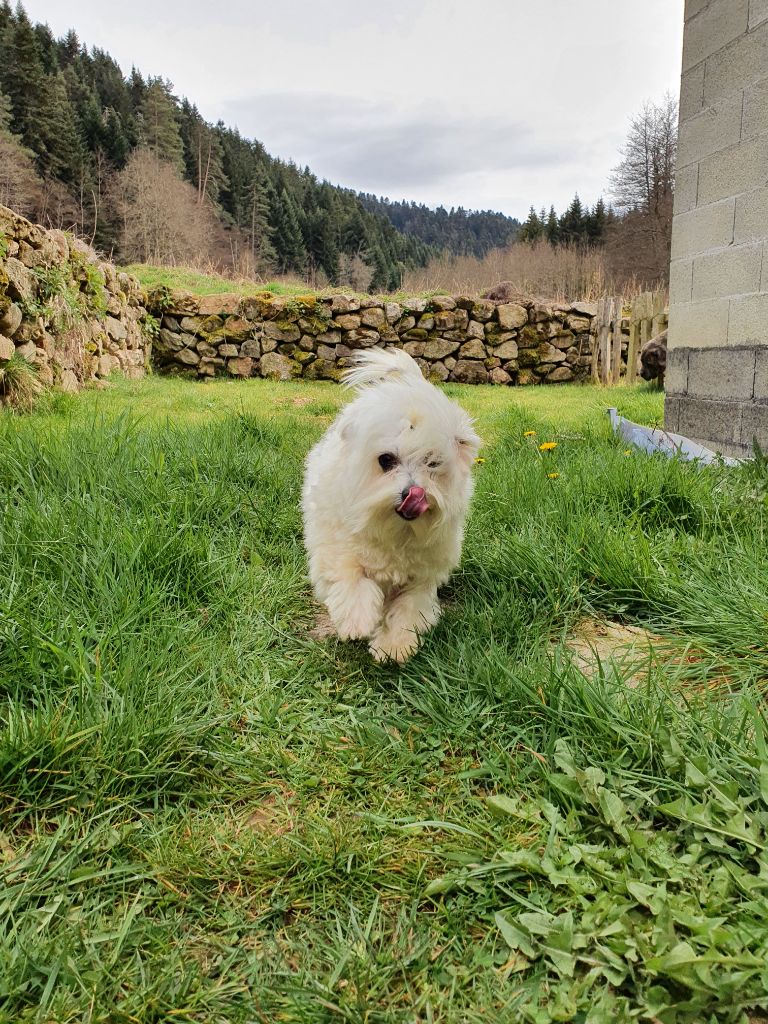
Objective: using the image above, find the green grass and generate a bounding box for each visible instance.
[1,377,767,1023]
[120,264,314,297]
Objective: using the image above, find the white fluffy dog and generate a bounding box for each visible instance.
[302,347,480,662]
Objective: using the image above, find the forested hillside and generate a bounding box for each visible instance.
[0,3,517,289]
[356,194,519,259]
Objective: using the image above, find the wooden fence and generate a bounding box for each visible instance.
[591,289,668,385]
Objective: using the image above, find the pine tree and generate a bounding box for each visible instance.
[0,6,47,154]
[245,168,276,270]
[586,196,608,245]
[558,194,587,246]
[272,188,306,273]
[518,206,543,242]
[139,78,185,172]
[38,71,85,183]
[101,106,130,167]
[545,205,559,246]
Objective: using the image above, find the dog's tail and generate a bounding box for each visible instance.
[342,347,425,391]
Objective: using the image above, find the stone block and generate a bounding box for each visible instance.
[750,0,768,28]
[671,199,735,258]
[739,401,768,448]
[679,63,706,122]
[669,258,694,305]
[691,242,763,300]
[497,303,528,329]
[703,21,768,104]
[727,293,768,345]
[547,366,574,382]
[687,346,757,399]
[677,92,743,168]
[459,338,486,359]
[451,360,489,384]
[667,298,730,348]
[697,133,768,206]
[742,75,768,139]
[664,396,682,432]
[260,352,298,380]
[330,295,359,313]
[674,164,700,215]
[685,0,711,19]
[682,0,748,70]
[753,347,768,397]
[665,348,690,395]
[468,299,494,322]
[423,338,460,360]
[734,185,768,243]
[678,397,743,447]
[227,356,253,377]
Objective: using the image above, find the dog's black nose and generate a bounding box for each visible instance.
[401,487,412,502]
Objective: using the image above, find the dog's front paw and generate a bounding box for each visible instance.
[369,629,419,663]
[335,606,380,641]
[327,578,383,640]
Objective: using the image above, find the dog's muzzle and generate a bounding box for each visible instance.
[396,485,429,520]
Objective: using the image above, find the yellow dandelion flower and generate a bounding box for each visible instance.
[547,472,560,479]
[539,441,558,451]
[474,457,486,464]
[623,450,632,456]
[523,430,537,437]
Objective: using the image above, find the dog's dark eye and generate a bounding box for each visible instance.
[427,460,441,470]
[378,453,398,472]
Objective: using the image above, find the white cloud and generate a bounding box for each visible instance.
[22,0,685,217]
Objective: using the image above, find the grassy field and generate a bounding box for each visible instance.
[120,265,315,297]
[1,376,767,1023]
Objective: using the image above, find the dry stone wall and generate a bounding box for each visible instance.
[0,205,150,395]
[149,288,599,386]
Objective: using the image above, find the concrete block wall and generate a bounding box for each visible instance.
[666,0,768,455]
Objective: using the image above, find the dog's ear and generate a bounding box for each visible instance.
[455,422,481,468]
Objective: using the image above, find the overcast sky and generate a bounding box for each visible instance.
[23,0,684,220]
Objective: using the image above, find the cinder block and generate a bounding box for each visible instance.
[691,242,763,300]
[678,93,743,168]
[678,397,743,448]
[750,0,768,28]
[687,346,757,399]
[754,347,768,398]
[670,258,694,304]
[664,396,682,432]
[704,20,768,104]
[671,199,735,258]
[734,185,768,242]
[683,0,749,70]
[665,348,690,395]
[667,297,730,349]
[742,74,768,139]
[674,164,699,215]
[697,133,768,206]
[728,293,768,345]
[686,0,711,20]
[739,402,768,449]
[679,64,706,122]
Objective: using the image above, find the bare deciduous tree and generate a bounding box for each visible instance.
[0,133,42,217]
[111,148,217,264]
[607,94,677,286]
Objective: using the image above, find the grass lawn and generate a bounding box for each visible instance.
[1,377,767,1023]
[119,265,315,297]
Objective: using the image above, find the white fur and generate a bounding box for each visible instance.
[302,347,480,662]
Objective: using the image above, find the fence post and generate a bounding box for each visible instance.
[610,297,623,385]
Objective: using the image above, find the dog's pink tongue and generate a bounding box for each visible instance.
[397,485,429,519]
